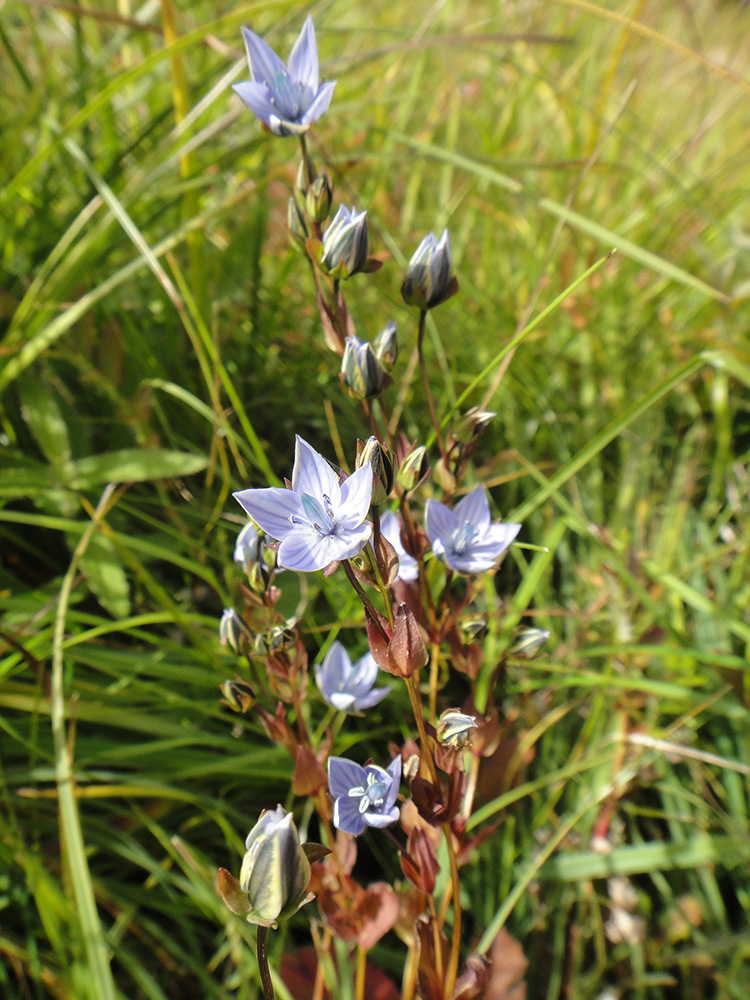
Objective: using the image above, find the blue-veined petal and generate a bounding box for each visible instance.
[287,14,319,94]
[425,498,457,547]
[454,484,491,532]
[362,805,400,829]
[241,26,288,86]
[333,794,367,836]
[328,756,367,797]
[233,486,300,541]
[232,81,277,122]
[338,465,374,524]
[291,436,340,506]
[300,80,337,127]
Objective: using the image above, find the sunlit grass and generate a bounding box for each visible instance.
[2,0,750,997]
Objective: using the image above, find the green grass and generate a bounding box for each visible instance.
[2,1,750,997]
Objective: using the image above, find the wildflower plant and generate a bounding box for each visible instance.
[217,14,550,1000]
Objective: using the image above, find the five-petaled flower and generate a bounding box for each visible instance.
[233,436,373,573]
[315,640,392,713]
[328,755,401,836]
[425,485,520,574]
[233,15,336,137]
[380,510,419,583]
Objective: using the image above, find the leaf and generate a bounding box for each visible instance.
[76,531,131,620]
[68,449,209,488]
[18,374,71,464]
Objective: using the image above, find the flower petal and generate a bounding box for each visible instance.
[316,641,350,700]
[333,794,367,836]
[424,498,456,548]
[329,691,358,711]
[454,485,491,532]
[363,805,399,829]
[348,651,379,699]
[338,465,373,525]
[288,14,318,93]
[276,528,334,572]
[384,756,401,811]
[300,80,337,126]
[241,25,287,87]
[233,487,300,542]
[232,81,277,125]
[328,757,367,797]
[353,684,392,710]
[291,436,340,505]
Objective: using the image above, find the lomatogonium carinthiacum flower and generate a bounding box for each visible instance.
[233,436,373,572]
[425,484,521,574]
[315,640,392,713]
[328,755,401,836]
[233,15,336,137]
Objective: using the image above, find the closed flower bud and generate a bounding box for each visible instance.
[295,155,318,201]
[342,335,387,399]
[461,619,488,643]
[451,407,496,446]
[320,205,369,278]
[356,436,395,505]
[306,171,333,224]
[219,608,252,654]
[401,228,458,310]
[397,445,429,492]
[436,708,478,750]
[372,321,398,368]
[288,197,310,249]
[511,628,551,658]
[248,559,271,593]
[230,806,315,927]
[221,678,256,712]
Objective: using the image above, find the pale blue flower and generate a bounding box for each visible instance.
[233,15,336,137]
[328,756,401,836]
[425,485,520,574]
[315,640,391,713]
[380,510,419,583]
[233,436,373,573]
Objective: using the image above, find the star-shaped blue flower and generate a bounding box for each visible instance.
[233,15,336,137]
[315,640,391,713]
[328,756,401,836]
[233,436,373,573]
[425,485,521,574]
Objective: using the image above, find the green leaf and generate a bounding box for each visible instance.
[68,449,208,489]
[18,374,71,464]
[76,531,131,620]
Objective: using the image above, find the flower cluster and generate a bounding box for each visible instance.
[217,16,547,1000]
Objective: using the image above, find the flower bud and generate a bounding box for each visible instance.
[320,205,369,278]
[436,708,478,750]
[397,445,429,492]
[306,171,333,224]
[221,678,256,713]
[342,335,387,399]
[372,321,398,368]
[511,628,551,658]
[294,155,318,206]
[248,559,271,593]
[288,197,311,249]
[356,436,395,505]
[401,229,458,310]
[221,806,315,927]
[461,619,488,643]
[386,603,428,678]
[451,407,496,447]
[219,608,251,654]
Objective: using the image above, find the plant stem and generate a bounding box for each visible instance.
[257,926,274,1000]
[428,640,440,724]
[355,945,367,1000]
[342,559,389,640]
[442,823,462,1000]
[417,310,446,461]
[404,674,439,787]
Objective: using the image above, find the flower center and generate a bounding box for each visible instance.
[347,771,389,814]
[292,493,337,536]
[452,522,478,554]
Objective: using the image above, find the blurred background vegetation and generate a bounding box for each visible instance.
[2,0,750,997]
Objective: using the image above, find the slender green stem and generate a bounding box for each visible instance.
[257,926,274,1000]
[417,310,446,461]
[404,674,439,787]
